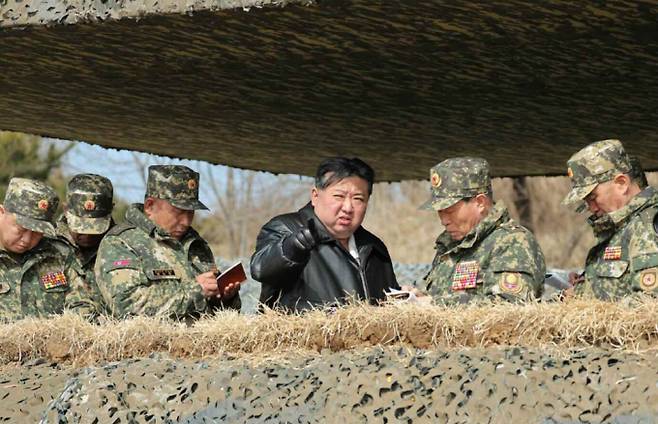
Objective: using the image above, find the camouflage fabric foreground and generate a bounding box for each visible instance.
[2,347,657,422]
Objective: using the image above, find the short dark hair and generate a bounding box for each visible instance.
[315,157,375,195]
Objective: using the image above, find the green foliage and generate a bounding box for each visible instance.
[0,132,72,202]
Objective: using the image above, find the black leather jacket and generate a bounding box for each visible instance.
[250,203,399,312]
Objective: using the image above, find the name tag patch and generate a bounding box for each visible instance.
[603,246,622,261]
[146,269,179,280]
[40,271,68,289]
[451,261,479,291]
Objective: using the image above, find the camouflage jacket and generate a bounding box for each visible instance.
[95,204,240,319]
[0,238,76,321]
[578,187,658,299]
[55,215,109,320]
[424,202,545,304]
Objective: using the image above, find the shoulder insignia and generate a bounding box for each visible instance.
[499,272,524,294]
[640,269,658,291]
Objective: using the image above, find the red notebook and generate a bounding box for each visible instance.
[216,261,247,292]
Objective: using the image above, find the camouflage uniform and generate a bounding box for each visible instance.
[95,165,240,319]
[421,158,545,304]
[0,178,77,321]
[57,174,114,319]
[563,140,658,300]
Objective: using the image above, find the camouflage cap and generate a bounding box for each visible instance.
[3,177,58,236]
[562,139,631,206]
[146,165,208,210]
[65,174,114,235]
[420,157,492,211]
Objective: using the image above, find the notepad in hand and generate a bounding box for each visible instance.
[216,261,247,292]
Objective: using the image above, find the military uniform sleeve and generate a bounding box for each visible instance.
[190,239,241,312]
[64,254,106,321]
[95,235,207,318]
[486,230,546,301]
[628,212,658,295]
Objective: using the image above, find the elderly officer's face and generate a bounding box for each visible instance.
[311,176,370,242]
[438,196,487,241]
[584,176,633,217]
[0,206,43,253]
[144,198,194,240]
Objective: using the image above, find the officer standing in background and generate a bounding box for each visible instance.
[562,140,658,299]
[57,174,114,319]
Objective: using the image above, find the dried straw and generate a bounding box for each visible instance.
[2,298,658,366]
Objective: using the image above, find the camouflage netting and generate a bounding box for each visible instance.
[1,1,657,179]
[2,347,658,423]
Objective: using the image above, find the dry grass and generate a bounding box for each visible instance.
[3,299,658,366]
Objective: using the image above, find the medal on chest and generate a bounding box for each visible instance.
[603,246,622,261]
[39,270,68,289]
[451,260,480,291]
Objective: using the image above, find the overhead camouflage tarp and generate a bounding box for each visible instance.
[0,0,656,180]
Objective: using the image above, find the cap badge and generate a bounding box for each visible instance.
[567,167,574,178]
[84,200,96,211]
[37,199,49,210]
[430,171,442,188]
[187,179,197,190]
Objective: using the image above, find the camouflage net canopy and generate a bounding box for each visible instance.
[1,1,657,179]
[2,347,658,423]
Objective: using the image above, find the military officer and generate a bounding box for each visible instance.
[562,139,658,299]
[95,165,240,319]
[0,178,74,321]
[411,157,545,304]
[57,174,114,319]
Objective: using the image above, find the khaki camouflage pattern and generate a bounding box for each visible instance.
[0,237,83,321]
[95,204,239,319]
[55,215,109,320]
[577,187,658,300]
[3,177,59,237]
[146,165,208,211]
[563,139,632,207]
[424,203,545,304]
[420,157,492,211]
[65,174,114,235]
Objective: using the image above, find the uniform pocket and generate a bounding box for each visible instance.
[594,260,629,279]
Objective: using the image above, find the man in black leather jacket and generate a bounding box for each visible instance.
[250,157,400,312]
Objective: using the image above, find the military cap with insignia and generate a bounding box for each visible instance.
[65,173,114,235]
[562,139,632,207]
[420,157,492,211]
[2,177,59,236]
[146,165,208,210]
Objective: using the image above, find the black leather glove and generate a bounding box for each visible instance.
[282,219,319,262]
